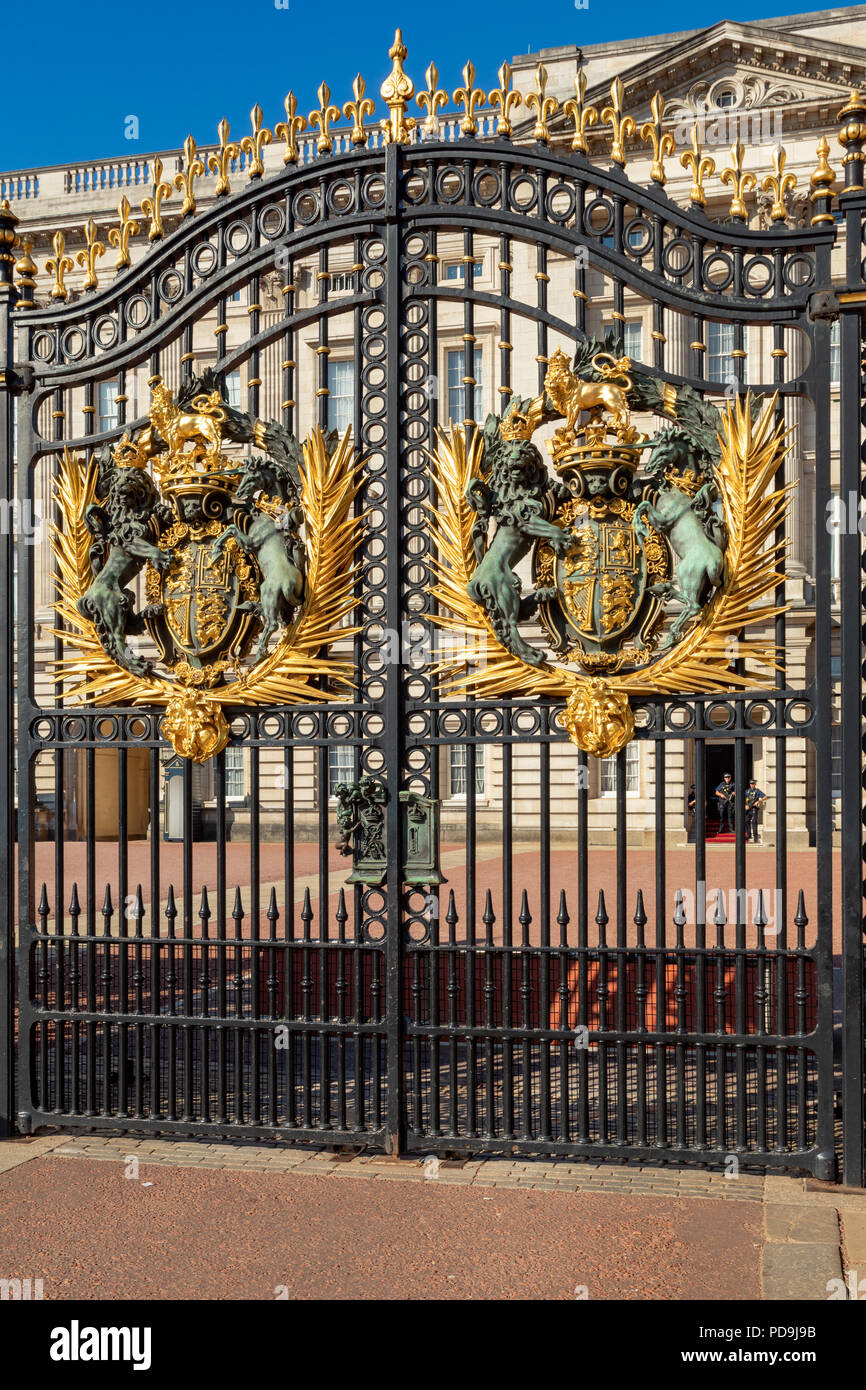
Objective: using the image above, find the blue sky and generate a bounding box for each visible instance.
[2,0,825,171]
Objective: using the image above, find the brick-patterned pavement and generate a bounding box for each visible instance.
[0,1133,861,1300]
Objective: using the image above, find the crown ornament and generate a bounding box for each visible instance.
[114,381,241,500]
[542,348,646,486]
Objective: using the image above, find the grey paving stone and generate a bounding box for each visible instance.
[762,1243,842,1300]
[765,1204,840,1244]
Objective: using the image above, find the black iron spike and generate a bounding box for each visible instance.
[794,889,808,929]
[102,883,113,917]
[37,883,50,921]
[673,887,686,928]
[754,887,768,928]
[713,888,727,927]
[595,889,608,927]
[445,889,458,933]
[69,882,81,917]
[232,886,244,922]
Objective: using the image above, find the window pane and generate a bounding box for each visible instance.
[601,744,639,793]
[707,322,747,385]
[97,379,119,432]
[225,746,245,799]
[830,321,840,385]
[327,360,355,433]
[449,745,484,796]
[225,371,241,408]
[446,347,483,424]
[328,744,354,796]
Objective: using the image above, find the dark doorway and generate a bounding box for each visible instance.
[705,743,754,837]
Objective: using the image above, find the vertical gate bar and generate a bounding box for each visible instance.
[809,237,836,1181]
[838,189,865,1186]
[85,746,96,1116]
[117,746,128,1118]
[539,738,551,1141]
[734,732,746,1152]
[772,319,789,1158]
[149,747,160,1120]
[0,229,17,1134]
[182,760,193,1121]
[383,141,406,1154]
[577,748,589,1144]
[463,226,476,424]
[316,741,330,1130]
[284,746,297,1132]
[250,741,261,1127]
[215,751,227,1126]
[694,735,707,1152]
[465,741,477,1138]
[615,748,627,1146]
[501,740,514,1141]
[653,724,667,1150]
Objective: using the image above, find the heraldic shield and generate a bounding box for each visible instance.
[427,335,793,759]
[50,371,362,761]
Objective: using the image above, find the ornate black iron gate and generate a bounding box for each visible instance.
[1,43,864,1182]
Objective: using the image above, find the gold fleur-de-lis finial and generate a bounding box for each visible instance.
[809,136,837,226]
[762,144,797,222]
[274,95,307,166]
[680,122,716,207]
[487,62,521,138]
[208,118,239,195]
[601,77,636,170]
[526,64,559,144]
[416,62,449,139]
[15,236,37,309]
[380,28,416,145]
[107,195,140,270]
[639,92,675,186]
[309,83,341,154]
[453,62,487,137]
[720,139,757,221]
[240,103,272,178]
[75,217,106,292]
[141,157,173,241]
[174,135,205,218]
[343,74,375,147]
[562,69,598,155]
[46,230,74,301]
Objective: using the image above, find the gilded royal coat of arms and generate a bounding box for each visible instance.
[51,372,362,760]
[427,335,792,757]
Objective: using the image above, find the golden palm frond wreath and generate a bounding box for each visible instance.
[426,393,792,704]
[50,426,363,709]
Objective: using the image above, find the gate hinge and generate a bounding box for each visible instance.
[0,365,35,394]
[807,288,839,321]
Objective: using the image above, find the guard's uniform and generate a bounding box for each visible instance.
[745,785,767,842]
[715,779,735,832]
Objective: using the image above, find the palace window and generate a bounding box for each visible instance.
[443,261,482,282]
[330,271,356,295]
[446,347,483,424]
[603,320,642,362]
[225,371,241,408]
[328,743,355,797]
[225,746,245,801]
[830,321,840,385]
[327,360,355,433]
[449,744,485,797]
[600,743,640,794]
[97,379,120,432]
[706,322,748,385]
